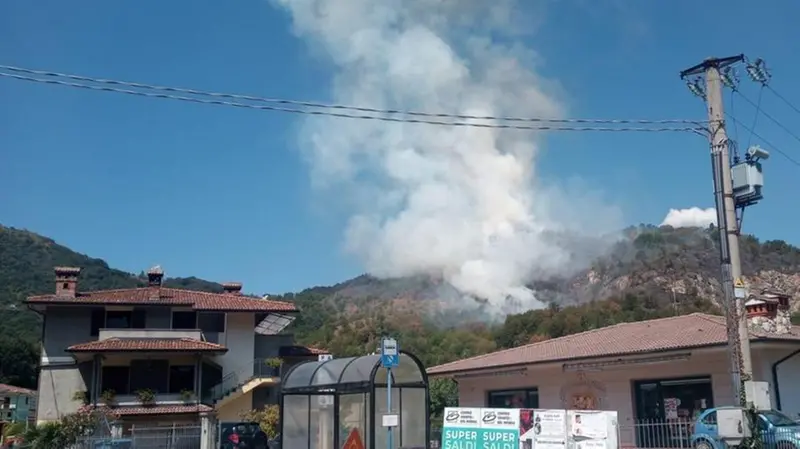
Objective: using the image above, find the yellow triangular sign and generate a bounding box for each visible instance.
[734,278,745,288]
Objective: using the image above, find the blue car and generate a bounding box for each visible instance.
[692,407,800,449]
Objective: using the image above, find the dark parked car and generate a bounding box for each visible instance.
[268,433,280,449]
[220,422,268,449]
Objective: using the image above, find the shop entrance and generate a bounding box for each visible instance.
[634,376,714,448]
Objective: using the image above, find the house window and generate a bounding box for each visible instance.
[106,311,131,328]
[487,388,539,409]
[172,311,197,330]
[198,312,226,333]
[101,366,131,395]
[90,308,105,336]
[169,365,196,394]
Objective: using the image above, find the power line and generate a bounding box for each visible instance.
[0,64,705,133]
[765,85,800,117]
[744,86,764,149]
[725,112,800,166]
[736,89,800,147]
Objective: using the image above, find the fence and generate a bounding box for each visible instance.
[74,424,201,449]
[433,419,800,449]
[622,419,800,449]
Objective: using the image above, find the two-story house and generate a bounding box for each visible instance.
[26,266,325,427]
[0,383,37,425]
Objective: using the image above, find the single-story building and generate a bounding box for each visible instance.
[427,289,800,448]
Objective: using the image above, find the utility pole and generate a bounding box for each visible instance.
[680,55,753,405]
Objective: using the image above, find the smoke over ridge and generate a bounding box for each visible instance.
[275,0,623,313]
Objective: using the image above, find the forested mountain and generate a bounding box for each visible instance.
[1,223,799,398]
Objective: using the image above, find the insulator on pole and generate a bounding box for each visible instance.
[721,67,738,90]
[686,78,706,99]
[746,58,771,85]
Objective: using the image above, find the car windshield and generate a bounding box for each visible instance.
[761,410,797,427]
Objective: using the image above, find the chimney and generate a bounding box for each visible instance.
[746,287,791,334]
[222,282,242,295]
[55,266,81,298]
[147,265,164,300]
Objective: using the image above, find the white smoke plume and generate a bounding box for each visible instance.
[661,207,717,228]
[275,0,623,312]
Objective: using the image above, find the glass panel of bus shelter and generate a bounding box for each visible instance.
[283,395,310,449]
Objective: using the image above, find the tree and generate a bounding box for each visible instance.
[20,408,116,449]
[429,379,458,426]
[0,336,39,389]
[241,404,280,438]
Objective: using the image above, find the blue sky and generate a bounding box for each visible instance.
[2,0,799,295]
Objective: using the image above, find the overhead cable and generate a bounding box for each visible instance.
[0,64,705,133]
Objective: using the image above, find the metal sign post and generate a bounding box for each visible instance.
[380,337,399,449]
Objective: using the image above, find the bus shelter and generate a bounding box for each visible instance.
[281,350,429,449]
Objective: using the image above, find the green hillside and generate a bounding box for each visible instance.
[1,223,798,417]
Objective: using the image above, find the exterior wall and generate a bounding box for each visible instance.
[36,364,88,423]
[751,345,800,418]
[41,306,94,364]
[454,348,735,447]
[213,313,256,379]
[217,390,253,422]
[98,329,203,340]
[37,306,94,423]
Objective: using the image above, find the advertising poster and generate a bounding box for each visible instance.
[520,409,567,449]
[569,410,608,439]
[480,408,520,449]
[442,407,481,449]
[443,408,617,449]
[441,408,519,449]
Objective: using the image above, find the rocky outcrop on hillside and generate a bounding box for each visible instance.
[317,225,800,315]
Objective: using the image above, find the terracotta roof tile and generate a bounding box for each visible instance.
[305,346,330,355]
[26,287,296,312]
[427,313,800,375]
[279,345,331,356]
[0,383,35,396]
[66,338,227,353]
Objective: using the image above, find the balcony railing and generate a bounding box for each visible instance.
[97,329,204,340]
[204,359,281,404]
[99,392,197,407]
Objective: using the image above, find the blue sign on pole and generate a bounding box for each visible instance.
[380,337,399,368]
[381,337,399,449]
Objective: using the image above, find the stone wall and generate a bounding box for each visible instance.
[747,309,792,334]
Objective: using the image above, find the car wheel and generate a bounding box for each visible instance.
[695,440,713,449]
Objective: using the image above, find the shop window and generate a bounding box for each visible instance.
[487,388,539,409]
[634,376,714,448]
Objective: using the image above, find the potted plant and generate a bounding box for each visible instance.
[264,357,283,375]
[100,389,116,406]
[72,390,89,405]
[180,389,195,403]
[135,388,156,406]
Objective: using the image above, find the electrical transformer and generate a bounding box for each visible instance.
[731,145,768,208]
